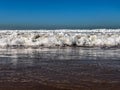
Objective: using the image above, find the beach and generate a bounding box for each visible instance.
[0,48,120,90]
[0,0,120,89]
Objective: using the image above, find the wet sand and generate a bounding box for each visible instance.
[0,48,120,90]
[0,82,66,90]
[0,82,120,90]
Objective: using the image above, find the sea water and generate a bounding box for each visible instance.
[0,29,120,48]
[0,29,120,89]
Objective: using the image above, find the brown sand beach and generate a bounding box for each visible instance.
[0,48,120,90]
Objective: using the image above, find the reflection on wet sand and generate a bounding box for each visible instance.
[0,47,120,90]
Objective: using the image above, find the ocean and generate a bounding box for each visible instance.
[0,29,120,90]
[0,29,120,48]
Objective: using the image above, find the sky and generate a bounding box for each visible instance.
[0,0,120,27]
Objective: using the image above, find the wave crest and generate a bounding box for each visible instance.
[0,29,120,48]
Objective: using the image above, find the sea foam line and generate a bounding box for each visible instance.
[0,29,120,48]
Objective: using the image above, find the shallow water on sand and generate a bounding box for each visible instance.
[0,47,120,90]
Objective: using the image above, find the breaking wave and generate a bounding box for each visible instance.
[0,29,120,48]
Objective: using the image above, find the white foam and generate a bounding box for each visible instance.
[0,29,120,48]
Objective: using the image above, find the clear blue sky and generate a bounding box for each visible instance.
[0,0,120,26]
